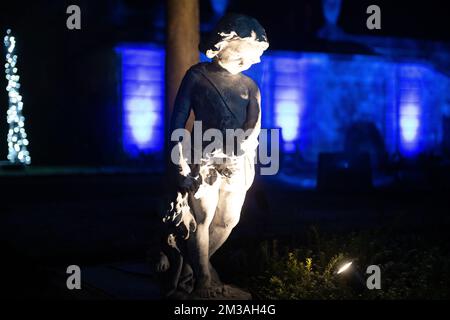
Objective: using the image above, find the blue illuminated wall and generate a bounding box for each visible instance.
[116,44,449,162]
[258,53,448,160]
[396,64,445,157]
[115,44,165,157]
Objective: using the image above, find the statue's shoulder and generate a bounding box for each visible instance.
[179,63,205,85]
[186,62,208,76]
[240,73,260,93]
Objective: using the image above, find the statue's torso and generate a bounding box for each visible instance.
[188,63,252,155]
[190,63,249,132]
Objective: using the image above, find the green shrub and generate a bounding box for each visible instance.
[215,226,450,299]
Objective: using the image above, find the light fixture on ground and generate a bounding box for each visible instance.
[337,261,353,274]
[335,260,366,293]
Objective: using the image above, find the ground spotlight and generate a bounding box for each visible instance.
[337,261,353,274]
[336,260,366,293]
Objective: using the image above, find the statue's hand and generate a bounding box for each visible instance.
[176,209,197,240]
[178,174,200,193]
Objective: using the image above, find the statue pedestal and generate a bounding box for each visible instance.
[191,285,252,300]
[169,284,252,300]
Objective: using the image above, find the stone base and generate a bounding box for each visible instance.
[191,285,252,300]
[169,284,252,300]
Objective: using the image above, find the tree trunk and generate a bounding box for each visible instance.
[166,0,199,138]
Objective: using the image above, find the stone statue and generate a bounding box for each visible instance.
[155,14,269,299]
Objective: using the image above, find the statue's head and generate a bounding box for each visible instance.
[200,13,269,75]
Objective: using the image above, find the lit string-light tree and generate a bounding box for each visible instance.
[3,29,31,165]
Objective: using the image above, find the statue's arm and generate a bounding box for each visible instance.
[170,69,196,134]
[168,68,199,191]
[242,82,261,152]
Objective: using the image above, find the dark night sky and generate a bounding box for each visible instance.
[0,0,448,166]
[0,1,447,51]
